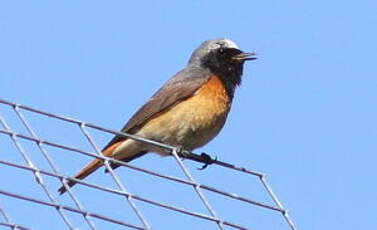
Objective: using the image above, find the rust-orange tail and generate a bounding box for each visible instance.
[58,158,103,194]
[58,141,123,194]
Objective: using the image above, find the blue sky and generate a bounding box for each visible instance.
[0,1,376,230]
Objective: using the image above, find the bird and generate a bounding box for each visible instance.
[58,38,256,194]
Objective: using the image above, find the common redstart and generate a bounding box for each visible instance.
[59,38,256,194]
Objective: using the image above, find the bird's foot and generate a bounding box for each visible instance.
[197,152,216,170]
[173,147,215,169]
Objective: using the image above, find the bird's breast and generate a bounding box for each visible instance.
[138,75,231,153]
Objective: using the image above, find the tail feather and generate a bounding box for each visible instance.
[58,158,103,194]
[58,141,123,194]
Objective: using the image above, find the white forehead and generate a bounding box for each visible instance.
[209,38,239,50]
[221,39,239,49]
[188,38,241,65]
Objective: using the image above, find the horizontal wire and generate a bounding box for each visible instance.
[0,128,282,213]
[0,98,296,230]
[260,176,297,230]
[0,158,250,230]
[0,222,31,230]
[0,205,31,230]
[0,115,77,230]
[170,148,225,230]
[0,189,145,230]
[11,106,98,230]
[0,99,263,177]
[78,124,151,229]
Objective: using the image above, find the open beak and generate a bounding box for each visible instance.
[232,52,257,61]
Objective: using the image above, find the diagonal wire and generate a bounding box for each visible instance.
[0,204,12,224]
[0,99,265,178]
[76,123,151,230]
[0,189,145,230]
[0,115,75,230]
[11,105,98,230]
[171,148,225,230]
[0,158,250,230]
[0,98,297,230]
[260,176,297,230]
[11,104,150,229]
[0,127,282,212]
[0,203,31,230]
[0,121,291,230]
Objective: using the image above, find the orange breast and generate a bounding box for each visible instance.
[194,75,230,107]
[137,75,231,153]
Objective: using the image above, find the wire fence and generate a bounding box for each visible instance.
[0,98,297,230]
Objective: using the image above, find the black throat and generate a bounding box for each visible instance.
[200,50,245,100]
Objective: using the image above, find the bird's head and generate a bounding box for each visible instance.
[188,38,256,87]
[188,38,256,67]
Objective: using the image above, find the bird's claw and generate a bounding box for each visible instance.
[197,153,214,170]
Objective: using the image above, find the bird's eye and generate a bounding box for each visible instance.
[219,48,224,54]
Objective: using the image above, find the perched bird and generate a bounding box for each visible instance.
[58,38,256,194]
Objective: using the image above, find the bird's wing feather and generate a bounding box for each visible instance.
[102,67,211,150]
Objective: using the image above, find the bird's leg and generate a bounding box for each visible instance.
[173,147,215,169]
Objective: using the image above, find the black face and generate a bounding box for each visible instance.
[202,47,243,69]
[201,47,245,88]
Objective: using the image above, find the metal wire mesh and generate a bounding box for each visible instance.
[0,98,297,230]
